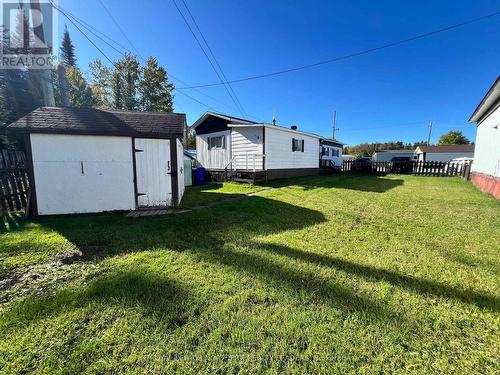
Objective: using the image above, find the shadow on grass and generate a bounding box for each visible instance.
[5,174,496,328]
[2,267,195,327]
[0,211,27,232]
[260,173,404,193]
[252,242,500,312]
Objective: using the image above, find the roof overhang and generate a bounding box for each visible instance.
[469,76,500,123]
[190,112,255,129]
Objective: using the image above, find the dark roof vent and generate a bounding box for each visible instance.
[291,124,298,130]
[272,116,276,126]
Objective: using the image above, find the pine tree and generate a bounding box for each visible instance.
[113,53,140,110]
[60,25,77,67]
[139,57,174,112]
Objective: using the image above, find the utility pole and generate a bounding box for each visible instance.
[427,121,433,145]
[332,111,337,140]
[31,0,55,107]
[58,64,69,107]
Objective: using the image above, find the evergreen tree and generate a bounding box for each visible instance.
[89,59,112,109]
[113,53,140,110]
[60,25,77,67]
[139,57,174,112]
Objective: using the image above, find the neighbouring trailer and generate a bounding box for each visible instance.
[372,150,414,162]
[7,107,186,216]
[192,112,322,182]
[320,138,344,169]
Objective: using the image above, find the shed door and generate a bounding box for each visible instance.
[135,138,172,207]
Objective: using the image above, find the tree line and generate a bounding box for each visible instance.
[344,131,471,157]
[0,26,174,147]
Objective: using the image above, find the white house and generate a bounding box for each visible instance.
[192,112,321,181]
[372,150,414,162]
[469,76,500,199]
[320,138,344,169]
[414,144,475,162]
[7,107,186,216]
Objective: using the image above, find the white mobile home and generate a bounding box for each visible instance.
[193,112,321,181]
[320,138,343,168]
[469,76,500,199]
[8,107,186,216]
[414,144,475,162]
[372,150,414,162]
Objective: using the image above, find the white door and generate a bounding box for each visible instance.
[176,139,185,205]
[135,138,172,208]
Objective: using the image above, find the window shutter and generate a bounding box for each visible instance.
[301,140,305,152]
[292,138,295,151]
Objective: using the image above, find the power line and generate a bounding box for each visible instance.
[57,4,241,112]
[50,1,115,66]
[51,2,245,115]
[179,0,247,117]
[177,10,500,89]
[96,0,142,58]
[172,0,247,116]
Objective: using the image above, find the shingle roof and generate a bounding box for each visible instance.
[7,107,186,138]
[417,144,475,153]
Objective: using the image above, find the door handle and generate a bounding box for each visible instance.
[167,161,171,173]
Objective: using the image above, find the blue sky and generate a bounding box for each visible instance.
[58,0,499,145]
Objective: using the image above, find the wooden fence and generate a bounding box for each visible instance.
[342,160,472,179]
[0,150,30,215]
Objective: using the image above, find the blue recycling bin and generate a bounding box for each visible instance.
[193,168,206,186]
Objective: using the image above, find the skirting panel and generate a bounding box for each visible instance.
[471,172,500,199]
[266,168,319,180]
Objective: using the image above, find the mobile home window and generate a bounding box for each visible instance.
[208,135,225,150]
[292,138,304,152]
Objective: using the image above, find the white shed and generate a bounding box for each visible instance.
[7,107,186,216]
[469,76,500,198]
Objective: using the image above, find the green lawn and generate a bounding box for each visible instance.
[180,181,266,208]
[0,175,499,373]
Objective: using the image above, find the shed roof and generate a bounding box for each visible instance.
[415,144,475,153]
[7,107,186,138]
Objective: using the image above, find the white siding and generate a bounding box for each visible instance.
[373,152,413,162]
[196,130,230,169]
[415,151,475,162]
[231,127,264,170]
[265,127,319,170]
[31,134,135,215]
[472,107,500,177]
[321,145,343,167]
[176,139,185,204]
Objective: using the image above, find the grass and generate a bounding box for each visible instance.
[180,181,266,208]
[0,174,499,373]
